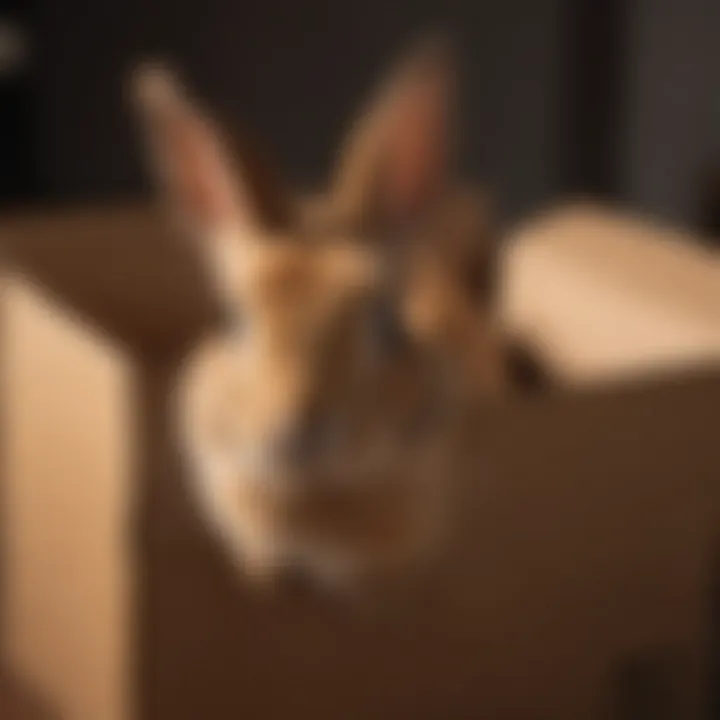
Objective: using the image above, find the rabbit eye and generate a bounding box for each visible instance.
[216,306,247,341]
[368,299,411,356]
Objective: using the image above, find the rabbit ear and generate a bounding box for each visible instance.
[131,63,292,238]
[331,37,456,229]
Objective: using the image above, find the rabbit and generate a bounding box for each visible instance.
[130,40,480,591]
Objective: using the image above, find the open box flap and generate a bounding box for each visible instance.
[0,202,219,357]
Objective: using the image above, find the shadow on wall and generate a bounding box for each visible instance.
[0,672,61,720]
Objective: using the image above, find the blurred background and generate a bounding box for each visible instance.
[1,2,720,720]
[1,0,719,232]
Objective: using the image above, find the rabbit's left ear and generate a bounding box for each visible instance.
[330,37,457,229]
[131,63,292,238]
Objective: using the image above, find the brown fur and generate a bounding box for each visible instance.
[132,40,502,591]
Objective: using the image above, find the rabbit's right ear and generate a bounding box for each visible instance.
[330,37,456,230]
[130,63,291,238]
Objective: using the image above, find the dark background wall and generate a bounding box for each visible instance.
[625,0,720,229]
[1,0,719,230]
[29,0,564,221]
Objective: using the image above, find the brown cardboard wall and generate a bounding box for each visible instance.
[0,276,134,720]
[137,362,718,719]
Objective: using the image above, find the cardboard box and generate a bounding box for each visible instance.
[0,203,717,719]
